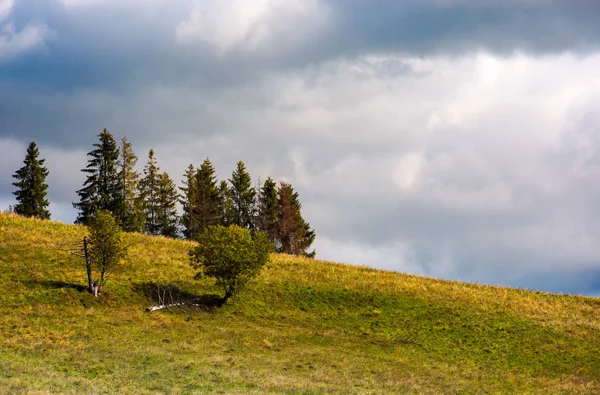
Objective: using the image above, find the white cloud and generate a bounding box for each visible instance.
[176,0,327,54]
[59,0,126,7]
[0,22,51,61]
[0,0,13,23]
[249,52,600,284]
[316,236,424,275]
[392,153,426,191]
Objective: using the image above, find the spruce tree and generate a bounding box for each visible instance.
[118,137,145,232]
[228,161,256,229]
[73,129,123,225]
[193,158,220,238]
[257,177,279,247]
[139,149,160,235]
[217,180,234,227]
[156,172,179,238]
[277,182,315,257]
[180,164,198,239]
[299,221,316,258]
[12,141,50,219]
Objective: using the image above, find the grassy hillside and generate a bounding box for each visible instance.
[1,213,599,394]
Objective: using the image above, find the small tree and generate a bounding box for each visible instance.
[12,141,51,219]
[87,210,127,295]
[189,225,273,302]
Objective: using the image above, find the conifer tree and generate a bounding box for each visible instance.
[180,164,198,239]
[118,137,145,232]
[74,129,123,225]
[139,149,161,235]
[193,158,220,238]
[12,141,50,219]
[277,182,316,257]
[257,177,279,246]
[156,172,179,237]
[228,161,256,229]
[217,180,234,227]
[300,221,316,258]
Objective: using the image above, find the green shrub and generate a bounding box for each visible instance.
[189,225,273,301]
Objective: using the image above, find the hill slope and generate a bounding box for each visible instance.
[1,213,599,394]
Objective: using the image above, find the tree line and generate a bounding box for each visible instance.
[10,130,315,257]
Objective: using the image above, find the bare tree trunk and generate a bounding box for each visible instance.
[223,289,233,303]
[83,236,93,293]
[99,270,105,294]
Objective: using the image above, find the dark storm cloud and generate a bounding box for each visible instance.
[325,0,600,56]
[3,0,600,146]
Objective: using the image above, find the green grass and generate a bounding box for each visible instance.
[1,212,599,394]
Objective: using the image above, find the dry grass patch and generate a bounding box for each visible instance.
[1,213,599,394]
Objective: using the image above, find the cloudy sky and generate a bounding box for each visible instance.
[2,0,600,296]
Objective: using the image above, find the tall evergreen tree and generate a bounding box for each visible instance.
[228,161,256,229]
[217,180,234,227]
[156,172,179,237]
[193,158,220,238]
[12,141,50,219]
[139,149,161,235]
[118,137,145,232]
[179,164,198,239]
[277,182,315,257]
[257,177,279,247]
[73,129,123,225]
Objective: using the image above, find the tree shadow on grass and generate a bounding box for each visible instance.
[28,280,88,293]
[134,282,225,312]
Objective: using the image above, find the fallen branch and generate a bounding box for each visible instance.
[146,302,209,312]
[146,302,190,312]
[145,285,223,311]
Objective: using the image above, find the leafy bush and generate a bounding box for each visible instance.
[189,225,273,301]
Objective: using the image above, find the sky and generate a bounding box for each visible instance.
[2,0,600,296]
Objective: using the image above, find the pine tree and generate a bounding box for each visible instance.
[139,149,161,235]
[299,221,316,258]
[74,129,123,225]
[156,172,179,237]
[117,137,145,232]
[180,164,198,239]
[228,161,256,229]
[277,182,315,257]
[257,177,279,247]
[12,141,50,219]
[193,158,220,238]
[217,180,234,227]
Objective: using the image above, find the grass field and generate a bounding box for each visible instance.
[1,212,599,394]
